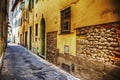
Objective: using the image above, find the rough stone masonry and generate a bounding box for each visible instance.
[76,21,120,80]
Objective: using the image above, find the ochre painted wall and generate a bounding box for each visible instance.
[33,0,120,56]
[72,0,120,28]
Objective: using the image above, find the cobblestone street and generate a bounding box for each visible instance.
[0,44,79,80]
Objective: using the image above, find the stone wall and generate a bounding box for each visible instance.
[45,22,120,80]
[46,32,58,65]
[46,22,120,80]
[76,22,120,80]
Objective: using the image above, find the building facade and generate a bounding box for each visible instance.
[7,26,13,43]
[16,0,120,80]
[0,0,9,70]
[11,0,23,44]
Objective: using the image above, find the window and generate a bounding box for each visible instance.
[19,18,21,26]
[35,24,38,36]
[18,32,19,37]
[61,7,71,34]
[29,0,31,10]
[23,12,25,21]
[62,63,70,72]
[21,18,22,25]
[71,64,75,72]
[32,0,34,8]
[26,8,29,19]
[36,0,38,3]
[29,0,34,11]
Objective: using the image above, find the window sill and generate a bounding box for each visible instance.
[59,32,74,35]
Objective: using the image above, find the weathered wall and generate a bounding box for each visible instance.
[0,0,9,70]
[72,0,120,28]
[75,22,120,80]
[34,0,120,56]
[46,32,58,64]
[28,8,34,50]
[20,0,120,79]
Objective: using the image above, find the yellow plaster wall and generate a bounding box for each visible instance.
[72,0,120,28]
[33,0,120,56]
[34,0,76,55]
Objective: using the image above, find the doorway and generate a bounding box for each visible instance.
[29,27,32,50]
[20,34,22,45]
[25,32,28,48]
[23,33,24,46]
[40,18,45,56]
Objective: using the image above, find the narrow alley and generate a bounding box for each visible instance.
[1,0,120,80]
[0,44,79,80]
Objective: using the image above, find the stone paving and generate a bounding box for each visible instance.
[0,44,80,80]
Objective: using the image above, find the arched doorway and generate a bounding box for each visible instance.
[40,17,45,56]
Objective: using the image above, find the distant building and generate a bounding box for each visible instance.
[8,0,15,43]
[10,0,23,44]
[7,26,12,43]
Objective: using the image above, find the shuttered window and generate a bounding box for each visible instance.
[61,7,71,34]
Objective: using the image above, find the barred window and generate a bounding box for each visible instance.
[29,0,34,11]
[35,24,38,36]
[61,7,71,34]
[36,0,38,3]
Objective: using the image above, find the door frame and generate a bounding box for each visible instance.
[40,17,46,57]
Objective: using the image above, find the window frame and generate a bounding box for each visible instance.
[60,7,71,34]
[35,24,38,36]
[29,0,34,11]
[36,0,38,4]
